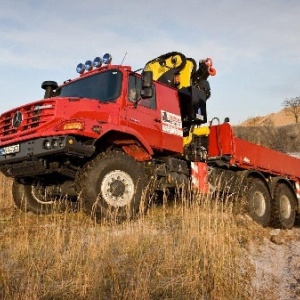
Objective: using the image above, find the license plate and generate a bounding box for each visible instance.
[0,144,20,155]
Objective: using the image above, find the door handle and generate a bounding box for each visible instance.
[130,118,140,123]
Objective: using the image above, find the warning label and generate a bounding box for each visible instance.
[161,110,183,137]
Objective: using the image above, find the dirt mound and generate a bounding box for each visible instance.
[240,108,297,127]
[234,107,300,153]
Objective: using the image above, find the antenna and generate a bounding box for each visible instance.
[121,51,127,65]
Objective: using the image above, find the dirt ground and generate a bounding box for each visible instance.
[249,225,300,299]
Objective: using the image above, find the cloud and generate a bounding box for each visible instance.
[0,0,300,123]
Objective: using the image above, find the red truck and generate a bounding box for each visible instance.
[0,51,299,229]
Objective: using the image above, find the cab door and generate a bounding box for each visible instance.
[125,75,162,149]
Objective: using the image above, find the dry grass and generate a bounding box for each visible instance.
[0,174,265,300]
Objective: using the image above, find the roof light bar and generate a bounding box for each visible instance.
[76,52,112,74]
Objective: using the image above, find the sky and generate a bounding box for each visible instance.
[0,0,300,125]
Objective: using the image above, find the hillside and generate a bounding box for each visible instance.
[239,107,297,127]
[234,108,300,154]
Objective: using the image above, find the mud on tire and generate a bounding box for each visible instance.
[76,150,150,221]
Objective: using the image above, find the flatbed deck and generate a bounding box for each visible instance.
[208,123,300,181]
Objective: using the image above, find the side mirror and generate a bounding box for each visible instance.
[141,71,153,99]
[141,71,153,88]
[141,87,153,99]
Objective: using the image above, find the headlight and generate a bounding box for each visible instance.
[43,137,66,150]
[43,140,52,150]
[52,139,59,148]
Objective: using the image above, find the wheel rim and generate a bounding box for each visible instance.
[31,183,55,205]
[252,191,266,217]
[101,170,135,207]
[280,195,291,219]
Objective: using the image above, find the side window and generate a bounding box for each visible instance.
[128,75,141,102]
[128,75,156,109]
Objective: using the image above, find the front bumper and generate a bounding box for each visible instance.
[0,135,95,177]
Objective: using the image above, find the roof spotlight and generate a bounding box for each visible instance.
[93,56,103,68]
[85,60,93,71]
[76,63,85,74]
[103,53,112,64]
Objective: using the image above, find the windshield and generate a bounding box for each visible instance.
[56,70,122,102]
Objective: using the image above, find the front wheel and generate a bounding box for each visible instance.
[12,179,68,214]
[76,151,150,220]
[245,178,271,227]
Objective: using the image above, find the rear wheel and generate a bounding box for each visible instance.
[76,150,150,221]
[271,183,296,229]
[12,179,68,214]
[245,178,271,227]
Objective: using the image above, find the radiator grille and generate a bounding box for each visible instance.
[0,100,56,142]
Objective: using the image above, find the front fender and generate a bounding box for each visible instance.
[98,123,154,159]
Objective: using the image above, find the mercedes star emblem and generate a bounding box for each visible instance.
[12,111,23,128]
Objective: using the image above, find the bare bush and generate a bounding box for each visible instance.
[282,97,300,124]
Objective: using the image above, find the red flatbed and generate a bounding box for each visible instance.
[208,123,300,181]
